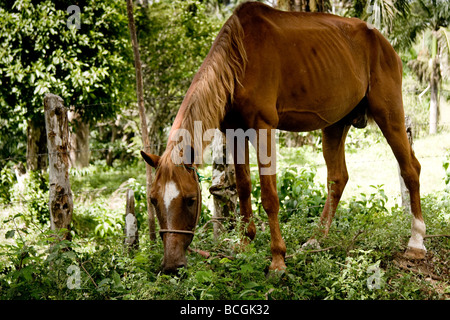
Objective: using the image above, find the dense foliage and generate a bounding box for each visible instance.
[136,0,222,154]
[0,158,449,299]
[0,0,134,161]
[0,0,449,301]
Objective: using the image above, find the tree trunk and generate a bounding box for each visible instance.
[277,0,325,12]
[429,75,439,134]
[126,0,156,241]
[277,0,302,11]
[26,117,48,172]
[429,31,440,135]
[399,116,413,214]
[429,59,440,134]
[106,117,120,167]
[44,94,73,241]
[209,131,237,239]
[68,110,90,169]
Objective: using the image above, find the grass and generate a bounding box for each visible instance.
[313,130,450,207]
[1,100,449,300]
[310,96,450,208]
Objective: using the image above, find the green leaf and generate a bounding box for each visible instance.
[112,271,125,291]
[21,266,34,281]
[244,281,262,289]
[239,264,254,273]
[195,270,213,284]
[219,257,231,264]
[5,230,15,239]
[63,250,76,261]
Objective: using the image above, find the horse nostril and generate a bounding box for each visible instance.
[162,266,176,274]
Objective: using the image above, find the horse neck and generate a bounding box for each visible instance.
[166,84,218,165]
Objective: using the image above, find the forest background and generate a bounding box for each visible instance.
[0,0,449,300]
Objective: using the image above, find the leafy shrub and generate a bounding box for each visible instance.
[128,178,148,228]
[325,250,385,300]
[8,170,50,226]
[88,202,123,239]
[249,165,327,223]
[277,166,327,222]
[443,153,450,191]
[0,165,15,204]
[345,127,382,152]
[0,228,80,299]
[336,184,389,231]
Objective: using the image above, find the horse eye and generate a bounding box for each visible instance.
[186,197,196,207]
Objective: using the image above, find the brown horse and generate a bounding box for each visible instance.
[141,1,426,273]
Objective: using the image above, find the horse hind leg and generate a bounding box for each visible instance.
[304,123,350,248]
[368,89,426,259]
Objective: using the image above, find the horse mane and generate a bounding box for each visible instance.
[158,11,247,175]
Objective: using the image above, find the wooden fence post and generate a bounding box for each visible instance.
[44,93,73,240]
[398,115,413,215]
[209,131,237,239]
[126,0,156,241]
[124,189,139,250]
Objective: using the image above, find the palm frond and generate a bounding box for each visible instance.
[407,50,431,84]
[439,27,450,53]
[361,0,411,34]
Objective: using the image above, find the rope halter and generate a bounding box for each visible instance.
[158,165,202,237]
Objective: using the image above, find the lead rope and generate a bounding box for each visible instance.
[193,167,202,230]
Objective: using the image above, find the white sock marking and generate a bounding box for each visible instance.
[408,218,426,251]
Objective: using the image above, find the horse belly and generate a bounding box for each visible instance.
[276,110,331,132]
[276,62,366,132]
[275,43,367,131]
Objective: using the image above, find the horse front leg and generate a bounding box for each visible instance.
[257,127,286,271]
[230,136,256,244]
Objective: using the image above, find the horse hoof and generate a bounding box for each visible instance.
[404,247,426,260]
[269,261,287,273]
[302,238,321,250]
[266,268,286,279]
[237,237,252,251]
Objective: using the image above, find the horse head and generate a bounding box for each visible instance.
[141,150,201,273]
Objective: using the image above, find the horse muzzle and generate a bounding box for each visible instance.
[162,256,187,274]
[161,233,190,274]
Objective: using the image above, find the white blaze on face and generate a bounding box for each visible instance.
[164,181,180,212]
[408,218,426,251]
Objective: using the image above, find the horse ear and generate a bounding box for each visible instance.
[140,151,160,168]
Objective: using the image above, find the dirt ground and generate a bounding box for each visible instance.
[392,244,450,298]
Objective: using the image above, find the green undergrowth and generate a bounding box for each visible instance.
[1,164,449,300]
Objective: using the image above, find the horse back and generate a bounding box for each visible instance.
[229,2,401,131]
